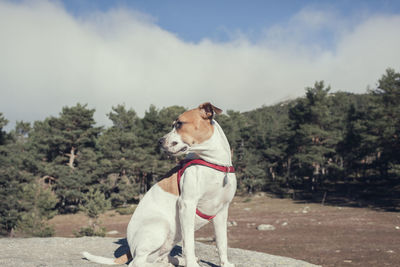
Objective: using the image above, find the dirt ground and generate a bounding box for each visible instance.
[49,194,400,267]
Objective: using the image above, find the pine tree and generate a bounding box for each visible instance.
[0,115,25,235]
[16,182,57,237]
[369,69,400,180]
[28,104,102,212]
[0,147,19,234]
[0,116,57,236]
[287,81,339,195]
[98,105,141,207]
[0,113,8,145]
[75,187,111,237]
[217,110,249,190]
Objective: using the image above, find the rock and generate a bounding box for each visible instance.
[0,237,320,267]
[106,230,119,235]
[195,236,215,242]
[228,221,238,227]
[257,224,276,231]
[281,222,288,227]
[302,207,310,214]
[254,192,267,198]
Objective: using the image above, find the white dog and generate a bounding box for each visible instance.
[83,102,237,267]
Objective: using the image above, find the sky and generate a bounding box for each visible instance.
[1,0,400,130]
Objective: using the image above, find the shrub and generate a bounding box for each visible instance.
[16,212,55,237]
[115,205,137,215]
[74,225,106,237]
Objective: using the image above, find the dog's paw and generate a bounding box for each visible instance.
[168,255,184,266]
[170,256,201,267]
[221,262,235,267]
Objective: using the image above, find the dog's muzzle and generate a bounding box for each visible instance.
[159,137,188,155]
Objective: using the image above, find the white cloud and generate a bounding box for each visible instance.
[1,1,399,129]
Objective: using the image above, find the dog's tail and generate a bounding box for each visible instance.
[82,251,130,265]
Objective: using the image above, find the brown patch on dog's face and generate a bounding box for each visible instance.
[160,102,222,155]
[174,107,214,145]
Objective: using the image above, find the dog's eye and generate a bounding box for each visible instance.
[174,121,183,130]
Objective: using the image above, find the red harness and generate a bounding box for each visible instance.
[177,159,235,221]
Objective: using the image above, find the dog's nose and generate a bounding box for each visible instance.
[158,137,165,147]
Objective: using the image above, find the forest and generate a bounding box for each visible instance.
[0,69,399,237]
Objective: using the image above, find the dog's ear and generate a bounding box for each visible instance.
[199,102,222,120]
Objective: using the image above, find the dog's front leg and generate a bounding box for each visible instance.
[178,169,200,267]
[213,205,235,267]
[179,198,199,267]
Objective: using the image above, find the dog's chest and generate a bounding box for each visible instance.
[196,170,237,212]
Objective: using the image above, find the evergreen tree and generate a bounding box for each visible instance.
[98,105,141,207]
[0,114,19,235]
[369,69,400,179]
[339,101,377,180]
[16,182,57,237]
[75,187,111,237]
[28,104,102,212]
[218,110,249,190]
[0,116,56,236]
[287,81,339,194]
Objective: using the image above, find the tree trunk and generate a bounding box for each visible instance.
[66,146,76,170]
[286,157,291,184]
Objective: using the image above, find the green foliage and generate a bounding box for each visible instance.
[369,69,400,178]
[287,82,336,190]
[28,103,103,213]
[338,69,400,185]
[115,205,137,215]
[74,225,106,237]
[97,105,141,207]
[0,119,57,236]
[0,113,9,145]
[78,188,110,237]
[80,188,111,219]
[16,212,55,237]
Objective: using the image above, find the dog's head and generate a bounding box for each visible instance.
[159,102,222,156]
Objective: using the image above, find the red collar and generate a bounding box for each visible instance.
[177,159,235,221]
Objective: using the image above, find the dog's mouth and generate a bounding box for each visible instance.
[172,146,188,155]
[161,144,189,156]
[179,146,188,153]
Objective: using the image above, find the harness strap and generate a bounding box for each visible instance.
[177,159,235,221]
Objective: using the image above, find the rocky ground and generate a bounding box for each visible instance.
[0,237,319,267]
[35,194,400,266]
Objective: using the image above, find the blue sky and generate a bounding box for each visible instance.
[62,0,400,44]
[62,0,305,42]
[1,0,400,129]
